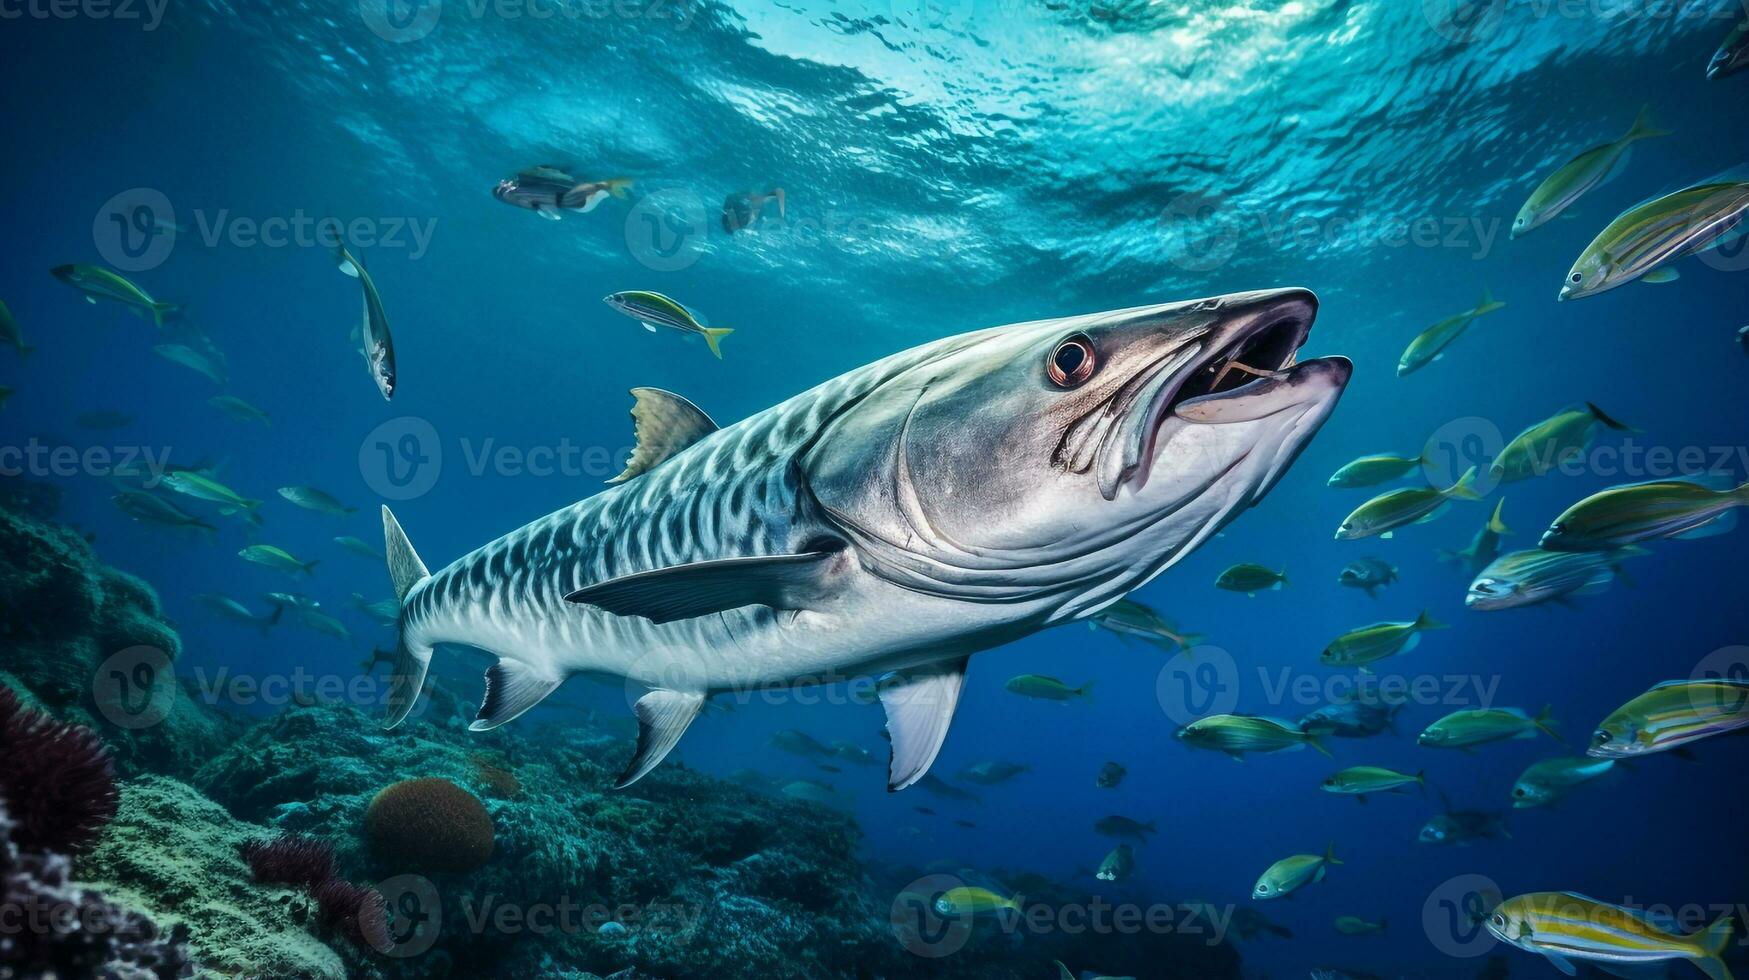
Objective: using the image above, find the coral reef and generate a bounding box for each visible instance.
[0,799,193,979]
[75,775,349,978]
[0,505,239,779]
[0,501,1246,979]
[0,683,118,853]
[364,777,495,874]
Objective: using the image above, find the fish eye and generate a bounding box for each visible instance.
[1568,272,1583,284]
[1512,787,1525,797]
[1491,914,1506,928]
[1592,729,1611,745]
[1047,334,1097,388]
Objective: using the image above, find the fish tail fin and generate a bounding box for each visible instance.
[606,178,633,198]
[1306,732,1333,758]
[1625,104,1671,142]
[1078,681,1095,702]
[1533,703,1566,745]
[301,559,320,576]
[1585,402,1637,433]
[1475,286,1505,316]
[701,326,733,359]
[1276,567,1289,588]
[1487,498,1511,535]
[17,345,34,360]
[1695,913,1736,980]
[1415,610,1450,631]
[151,302,180,327]
[1323,841,1342,865]
[381,506,435,730]
[1414,770,1427,793]
[1448,466,1485,501]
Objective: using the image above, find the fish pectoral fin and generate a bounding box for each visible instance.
[470,657,565,731]
[616,690,707,788]
[1543,952,1579,977]
[565,550,840,624]
[878,657,969,792]
[607,387,720,484]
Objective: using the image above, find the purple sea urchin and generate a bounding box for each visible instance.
[240,834,337,890]
[0,684,119,854]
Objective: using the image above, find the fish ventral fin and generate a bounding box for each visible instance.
[565,549,839,624]
[878,658,969,792]
[616,690,707,788]
[471,658,565,731]
[606,387,719,484]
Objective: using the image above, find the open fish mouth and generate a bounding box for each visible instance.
[1101,289,1351,498]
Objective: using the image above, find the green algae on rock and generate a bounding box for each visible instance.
[75,775,348,979]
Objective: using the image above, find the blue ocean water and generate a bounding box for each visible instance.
[3,1,1748,977]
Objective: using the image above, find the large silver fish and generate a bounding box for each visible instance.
[377,289,1349,790]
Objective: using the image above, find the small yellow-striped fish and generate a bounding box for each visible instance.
[1588,679,1749,759]
[1485,891,1735,980]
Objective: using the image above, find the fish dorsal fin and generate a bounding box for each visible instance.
[381,506,429,603]
[607,387,719,484]
[565,550,839,624]
[878,658,969,792]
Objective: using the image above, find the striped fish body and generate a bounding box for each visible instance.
[379,289,1348,789]
[1563,180,1749,300]
[1488,892,1735,980]
[1589,679,1749,758]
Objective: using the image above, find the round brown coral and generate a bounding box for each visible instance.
[363,778,493,874]
[0,685,118,854]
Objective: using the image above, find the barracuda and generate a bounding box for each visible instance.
[378,288,1350,790]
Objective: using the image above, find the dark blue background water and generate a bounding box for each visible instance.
[4,2,1747,976]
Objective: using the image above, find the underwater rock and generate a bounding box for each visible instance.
[365,777,495,874]
[76,774,349,979]
[0,798,193,979]
[0,682,119,854]
[0,503,240,779]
